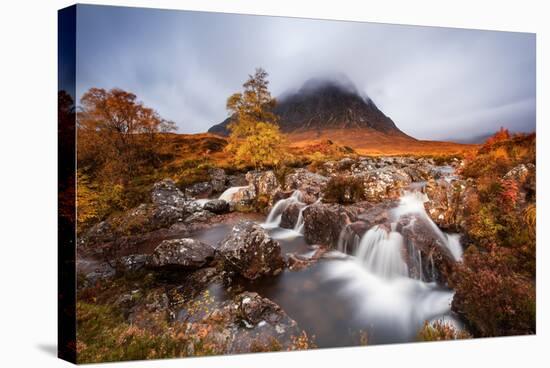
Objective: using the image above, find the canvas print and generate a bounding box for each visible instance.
[58,4,536,364]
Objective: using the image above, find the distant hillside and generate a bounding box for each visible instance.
[208,77,412,139]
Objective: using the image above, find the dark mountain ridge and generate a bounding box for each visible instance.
[208,77,412,139]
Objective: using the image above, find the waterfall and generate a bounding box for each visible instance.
[337,225,361,254]
[263,190,303,229]
[429,253,436,281]
[445,233,463,261]
[391,190,463,263]
[354,226,409,279]
[293,206,306,234]
[321,187,465,341]
[218,186,248,202]
[293,198,320,234]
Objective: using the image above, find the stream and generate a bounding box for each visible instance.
[186,182,464,347]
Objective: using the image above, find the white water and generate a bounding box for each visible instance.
[218,186,248,202]
[445,233,463,261]
[355,226,408,279]
[293,206,306,234]
[322,188,465,339]
[293,198,320,234]
[391,190,463,261]
[323,260,454,338]
[263,190,304,230]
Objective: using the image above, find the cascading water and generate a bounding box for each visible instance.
[263,190,303,229]
[322,187,465,342]
[293,198,320,234]
[445,233,463,261]
[391,190,463,261]
[293,206,306,234]
[355,226,408,279]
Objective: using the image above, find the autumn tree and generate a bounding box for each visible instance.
[226,68,286,168]
[78,88,175,183]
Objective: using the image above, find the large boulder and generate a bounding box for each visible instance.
[146,238,215,270]
[285,168,329,200]
[227,186,257,211]
[280,201,304,229]
[182,291,302,354]
[117,254,148,272]
[302,202,355,248]
[503,163,536,203]
[355,166,412,202]
[398,214,458,283]
[356,201,396,227]
[209,168,227,193]
[217,221,285,279]
[222,292,301,353]
[185,181,213,198]
[246,170,281,203]
[151,179,188,206]
[81,179,211,248]
[423,178,474,230]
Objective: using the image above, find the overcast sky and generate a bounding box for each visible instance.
[75,5,536,141]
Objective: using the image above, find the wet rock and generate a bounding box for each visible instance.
[147,238,215,270]
[217,221,285,279]
[302,202,356,248]
[287,245,327,271]
[169,267,220,303]
[285,168,329,199]
[227,174,248,187]
[280,201,304,229]
[503,163,530,182]
[337,221,370,254]
[424,179,471,230]
[149,203,187,228]
[235,292,293,326]
[356,166,412,202]
[78,261,116,286]
[229,186,257,210]
[403,163,432,182]
[203,199,230,214]
[151,179,188,206]
[181,291,302,354]
[398,214,457,283]
[82,180,211,248]
[246,170,281,204]
[356,201,396,228]
[220,292,301,353]
[185,181,213,198]
[117,254,148,272]
[209,168,227,193]
[81,220,114,246]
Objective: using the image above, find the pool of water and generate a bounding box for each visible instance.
[186,219,459,347]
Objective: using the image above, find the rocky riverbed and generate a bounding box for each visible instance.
[77,155,500,351]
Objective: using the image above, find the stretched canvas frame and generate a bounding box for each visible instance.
[58,4,536,364]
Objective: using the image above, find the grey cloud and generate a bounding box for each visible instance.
[75,5,535,140]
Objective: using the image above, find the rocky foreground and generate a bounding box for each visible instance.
[76,155,535,360]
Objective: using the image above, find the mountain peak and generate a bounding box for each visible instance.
[208,76,409,138]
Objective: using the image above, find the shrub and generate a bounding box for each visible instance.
[76,301,227,363]
[447,246,536,337]
[77,170,125,232]
[322,175,365,204]
[417,320,471,341]
[288,331,316,351]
